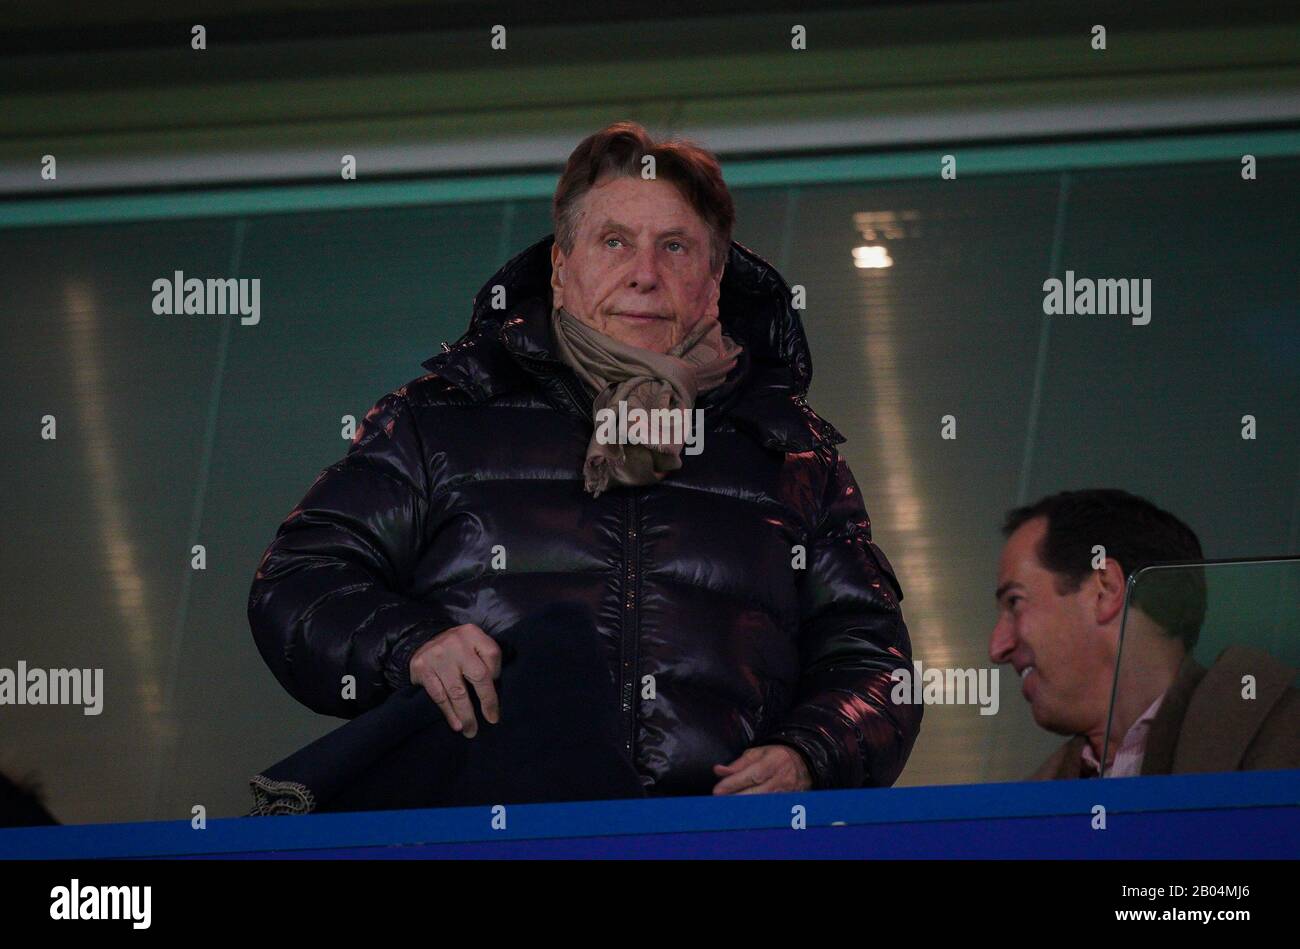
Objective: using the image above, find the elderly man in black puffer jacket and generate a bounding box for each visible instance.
[248,121,921,798]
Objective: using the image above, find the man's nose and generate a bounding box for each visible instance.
[626,243,660,290]
[989,614,1015,664]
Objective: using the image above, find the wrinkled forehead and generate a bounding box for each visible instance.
[576,175,710,236]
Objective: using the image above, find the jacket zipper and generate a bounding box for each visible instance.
[621,490,641,758]
[519,349,633,754]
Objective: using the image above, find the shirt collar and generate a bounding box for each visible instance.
[1081,691,1166,777]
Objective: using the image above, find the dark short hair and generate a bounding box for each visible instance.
[1003,489,1206,649]
[552,121,735,276]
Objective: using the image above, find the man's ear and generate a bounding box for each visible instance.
[704,267,722,321]
[550,242,565,305]
[1094,558,1128,626]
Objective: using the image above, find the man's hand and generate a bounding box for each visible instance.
[408,624,502,738]
[712,744,813,794]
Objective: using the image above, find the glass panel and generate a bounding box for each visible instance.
[1103,558,1300,777]
[2,151,1298,825]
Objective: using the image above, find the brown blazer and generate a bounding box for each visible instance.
[1030,645,1300,780]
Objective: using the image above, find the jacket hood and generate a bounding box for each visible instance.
[421,233,843,450]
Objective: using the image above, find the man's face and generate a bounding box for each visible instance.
[550,175,723,354]
[988,517,1115,736]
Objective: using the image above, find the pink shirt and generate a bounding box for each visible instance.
[1081,693,1165,778]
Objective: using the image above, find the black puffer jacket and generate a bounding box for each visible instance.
[248,234,921,794]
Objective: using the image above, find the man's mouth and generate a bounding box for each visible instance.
[616,312,668,323]
[1018,664,1036,698]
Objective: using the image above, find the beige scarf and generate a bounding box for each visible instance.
[550,305,743,497]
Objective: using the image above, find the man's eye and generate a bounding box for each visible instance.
[605,237,623,248]
[666,240,683,252]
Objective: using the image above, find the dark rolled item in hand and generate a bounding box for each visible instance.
[248,602,646,815]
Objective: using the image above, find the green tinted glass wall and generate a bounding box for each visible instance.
[1,138,1296,822]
